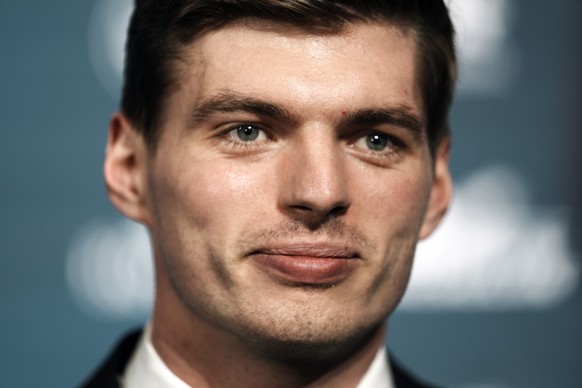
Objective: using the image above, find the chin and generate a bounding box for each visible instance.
[235,312,384,364]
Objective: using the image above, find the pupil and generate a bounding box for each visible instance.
[367,134,387,151]
[237,125,259,141]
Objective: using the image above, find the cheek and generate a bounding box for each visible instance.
[352,168,432,242]
[168,158,273,236]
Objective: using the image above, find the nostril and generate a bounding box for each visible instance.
[292,205,313,213]
[288,203,349,225]
[328,205,348,218]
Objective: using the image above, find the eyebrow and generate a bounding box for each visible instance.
[188,91,294,127]
[342,107,424,139]
[188,91,424,138]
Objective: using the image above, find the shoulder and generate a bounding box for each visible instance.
[79,329,143,388]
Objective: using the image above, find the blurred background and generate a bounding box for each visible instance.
[1,0,580,386]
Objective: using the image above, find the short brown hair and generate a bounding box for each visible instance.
[121,0,456,153]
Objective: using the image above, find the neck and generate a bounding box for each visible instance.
[151,286,387,388]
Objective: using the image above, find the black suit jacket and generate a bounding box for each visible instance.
[81,330,439,388]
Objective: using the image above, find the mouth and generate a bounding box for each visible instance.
[248,244,361,287]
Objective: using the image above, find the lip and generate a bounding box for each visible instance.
[248,244,361,286]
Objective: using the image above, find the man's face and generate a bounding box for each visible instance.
[136,22,449,352]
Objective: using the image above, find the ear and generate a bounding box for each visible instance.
[103,112,152,225]
[419,136,453,239]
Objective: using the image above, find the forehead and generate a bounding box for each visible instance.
[169,22,422,124]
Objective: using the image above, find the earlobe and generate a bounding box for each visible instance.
[419,137,453,239]
[103,112,151,225]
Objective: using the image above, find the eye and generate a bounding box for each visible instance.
[215,123,275,153]
[364,133,389,151]
[348,131,410,166]
[353,132,395,152]
[230,124,267,142]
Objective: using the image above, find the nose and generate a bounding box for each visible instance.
[278,131,351,228]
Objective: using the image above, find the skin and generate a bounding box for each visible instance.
[104,22,452,387]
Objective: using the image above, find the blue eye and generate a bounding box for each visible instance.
[235,124,262,141]
[220,123,270,149]
[365,133,389,151]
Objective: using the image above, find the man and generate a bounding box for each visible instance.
[83,0,456,387]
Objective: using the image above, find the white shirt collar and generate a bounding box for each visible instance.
[357,347,395,388]
[123,323,190,388]
[123,322,394,388]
